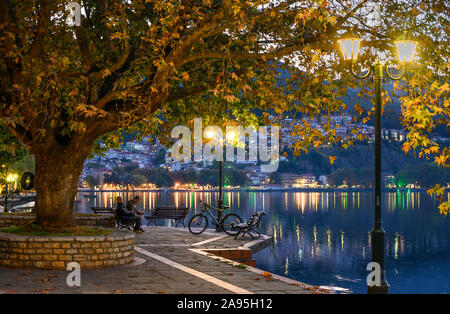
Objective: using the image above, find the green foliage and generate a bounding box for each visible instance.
[85,162,102,169]
[395,163,450,188]
[151,169,174,188]
[329,167,359,187]
[0,224,112,236]
[0,124,28,166]
[103,164,139,185]
[153,149,166,166]
[268,172,282,184]
[85,175,100,188]
[171,169,198,185]
[198,169,217,186]
[224,169,248,186]
[103,164,248,187]
[131,174,147,186]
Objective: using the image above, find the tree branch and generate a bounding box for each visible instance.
[75,23,94,70]
[28,0,52,59]
[335,0,369,28]
[6,123,33,148]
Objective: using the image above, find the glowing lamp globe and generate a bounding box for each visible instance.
[395,32,417,63]
[337,30,361,62]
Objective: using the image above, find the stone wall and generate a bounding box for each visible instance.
[204,248,256,267]
[0,213,115,228]
[75,214,115,228]
[0,229,134,269]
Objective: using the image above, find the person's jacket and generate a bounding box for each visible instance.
[126,200,136,214]
[116,202,134,219]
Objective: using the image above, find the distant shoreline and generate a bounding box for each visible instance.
[77,187,430,193]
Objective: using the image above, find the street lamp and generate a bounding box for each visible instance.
[337,30,361,61]
[205,130,225,230]
[1,164,6,213]
[337,30,417,294]
[5,173,18,213]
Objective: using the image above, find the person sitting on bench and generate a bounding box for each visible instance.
[126,196,144,216]
[116,196,144,233]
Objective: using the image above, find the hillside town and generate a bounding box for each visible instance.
[81,114,446,190]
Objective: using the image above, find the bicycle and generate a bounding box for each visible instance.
[188,200,242,235]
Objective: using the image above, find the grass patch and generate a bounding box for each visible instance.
[0,213,109,217]
[75,213,109,217]
[0,224,112,236]
[0,212,34,216]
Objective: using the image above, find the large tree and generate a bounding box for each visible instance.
[0,0,448,227]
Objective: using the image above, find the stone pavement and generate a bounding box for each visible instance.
[0,227,332,294]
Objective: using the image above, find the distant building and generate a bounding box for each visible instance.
[382,173,396,188]
[296,174,317,187]
[319,175,329,186]
[280,173,317,188]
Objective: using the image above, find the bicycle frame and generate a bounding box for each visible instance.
[198,205,223,227]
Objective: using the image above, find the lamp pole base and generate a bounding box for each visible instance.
[368,284,389,294]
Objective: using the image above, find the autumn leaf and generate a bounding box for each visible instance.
[262,272,273,280]
[329,155,336,165]
[438,202,449,216]
[68,89,78,96]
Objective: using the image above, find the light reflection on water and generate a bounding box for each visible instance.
[76,191,450,294]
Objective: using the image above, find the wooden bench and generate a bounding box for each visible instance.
[91,207,114,214]
[144,207,188,227]
[233,211,266,239]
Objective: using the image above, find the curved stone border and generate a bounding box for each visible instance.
[0,229,134,269]
[0,213,115,228]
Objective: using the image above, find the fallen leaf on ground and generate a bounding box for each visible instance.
[262,272,273,280]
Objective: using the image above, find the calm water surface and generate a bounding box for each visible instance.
[76,190,450,294]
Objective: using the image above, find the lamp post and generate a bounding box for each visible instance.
[337,30,417,294]
[205,130,225,230]
[205,129,238,231]
[217,158,223,223]
[2,164,6,213]
[5,173,17,213]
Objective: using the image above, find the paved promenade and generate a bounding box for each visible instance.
[0,227,332,294]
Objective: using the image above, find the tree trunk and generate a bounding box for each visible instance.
[33,139,94,228]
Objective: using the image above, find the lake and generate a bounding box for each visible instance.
[76,190,450,294]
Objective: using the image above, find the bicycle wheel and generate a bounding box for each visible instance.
[188,214,208,235]
[221,214,242,235]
